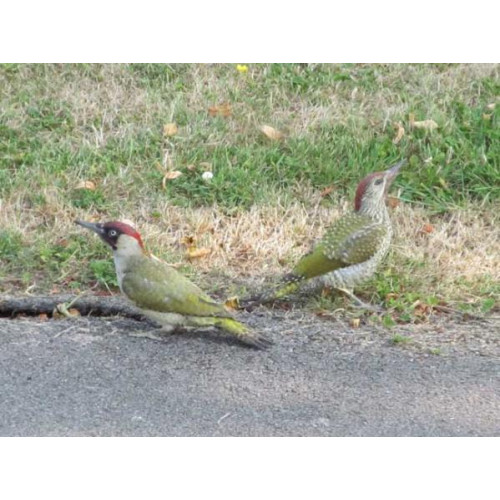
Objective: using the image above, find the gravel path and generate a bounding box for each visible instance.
[0,310,498,436]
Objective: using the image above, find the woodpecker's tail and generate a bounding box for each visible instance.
[188,316,272,349]
[215,318,273,349]
[239,274,303,310]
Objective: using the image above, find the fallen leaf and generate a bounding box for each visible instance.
[75,180,96,190]
[387,196,400,208]
[260,125,284,141]
[181,235,196,247]
[162,170,183,189]
[224,296,240,310]
[421,223,435,234]
[438,177,448,189]
[392,122,405,144]
[208,103,232,117]
[38,313,49,321]
[413,300,430,317]
[52,306,81,319]
[412,119,438,130]
[163,123,178,137]
[186,247,211,259]
[163,170,182,180]
[350,318,361,329]
[186,164,196,171]
[320,186,335,197]
[55,238,69,248]
[385,293,399,301]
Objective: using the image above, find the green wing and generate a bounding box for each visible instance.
[121,257,229,318]
[293,213,387,279]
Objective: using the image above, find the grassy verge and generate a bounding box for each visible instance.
[1,63,498,322]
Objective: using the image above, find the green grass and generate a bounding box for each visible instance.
[0,63,499,310]
[1,64,498,211]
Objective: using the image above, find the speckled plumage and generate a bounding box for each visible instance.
[241,160,404,306]
[75,219,272,349]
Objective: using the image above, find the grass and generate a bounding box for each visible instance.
[0,63,499,319]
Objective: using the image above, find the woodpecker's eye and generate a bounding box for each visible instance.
[374,178,383,185]
[108,229,118,237]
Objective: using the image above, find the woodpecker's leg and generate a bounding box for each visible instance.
[128,323,181,341]
[337,288,383,313]
[129,331,166,341]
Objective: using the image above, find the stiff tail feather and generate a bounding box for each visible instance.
[239,274,304,309]
[189,316,272,349]
[215,318,273,349]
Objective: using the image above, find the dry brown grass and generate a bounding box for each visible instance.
[2,181,498,301]
[1,64,498,304]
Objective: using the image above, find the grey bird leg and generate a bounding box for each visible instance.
[128,324,180,341]
[337,288,383,313]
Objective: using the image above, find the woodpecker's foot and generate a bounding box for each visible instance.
[128,330,166,341]
[129,324,181,341]
[338,289,384,313]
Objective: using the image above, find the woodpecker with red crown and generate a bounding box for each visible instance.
[240,159,405,309]
[75,220,272,349]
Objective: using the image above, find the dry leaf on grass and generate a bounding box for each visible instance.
[181,235,195,247]
[260,125,284,141]
[208,103,232,117]
[392,122,405,144]
[52,307,81,320]
[186,247,211,259]
[387,196,401,209]
[409,114,438,130]
[75,180,96,190]
[163,123,178,136]
[350,318,361,328]
[320,186,335,197]
[224,296,240,310]
[421,223,435,234]
[163,171,183,180]
[162,170,183,189]
[181,235,211,260]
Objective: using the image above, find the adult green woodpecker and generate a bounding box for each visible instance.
[75,220,272,349]
[241,159,405,309]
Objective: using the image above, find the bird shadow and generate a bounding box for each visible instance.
[126,324,267,350]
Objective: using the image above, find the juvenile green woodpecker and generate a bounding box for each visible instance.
[75,220,272,349]
[241,159,405,308]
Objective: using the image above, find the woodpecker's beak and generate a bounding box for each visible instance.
[74,219,105,236]
[385,159,405,180]
[384,159,405,190]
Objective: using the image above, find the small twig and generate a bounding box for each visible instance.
[432,304,489,322]
[54,325,80,338]
[55,292,88,318]
[217,412,232,425]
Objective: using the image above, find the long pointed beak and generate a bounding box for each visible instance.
[385,159,406,180]
[74,219,105,236]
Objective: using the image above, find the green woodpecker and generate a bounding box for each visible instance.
[75,220,272,349]
[241,159,405,308]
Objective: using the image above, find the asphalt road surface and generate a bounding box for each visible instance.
[0,310,498,436]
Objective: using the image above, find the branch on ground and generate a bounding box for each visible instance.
[0,295,145,320]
